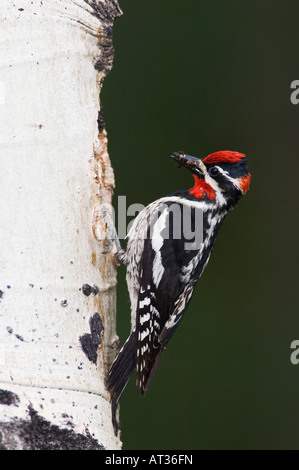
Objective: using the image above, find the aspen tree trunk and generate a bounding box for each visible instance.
[0,0,122,450]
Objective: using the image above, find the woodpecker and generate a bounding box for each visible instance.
[107,150,251,433]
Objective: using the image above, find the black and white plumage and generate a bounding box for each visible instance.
[107,151,251,433]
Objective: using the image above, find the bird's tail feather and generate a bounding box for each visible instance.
[106,331,136,435]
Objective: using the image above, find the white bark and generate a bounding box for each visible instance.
[0,0,121,449]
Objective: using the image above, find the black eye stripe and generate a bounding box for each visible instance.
[207,159,249,178]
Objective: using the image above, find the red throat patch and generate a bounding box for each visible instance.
[189,175,216,200]
[238,174,251,193]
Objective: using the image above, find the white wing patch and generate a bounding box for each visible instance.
[151,208,168,288]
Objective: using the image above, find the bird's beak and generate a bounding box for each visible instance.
[171,152,206,177]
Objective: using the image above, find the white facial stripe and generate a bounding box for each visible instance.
[204,169,226,206]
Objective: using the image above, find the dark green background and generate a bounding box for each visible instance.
[102,0,299,449]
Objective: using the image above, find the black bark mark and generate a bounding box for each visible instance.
[82,283,99,296]
[79,313,104,364]
[0,405,105,450]
[0,390,20,406]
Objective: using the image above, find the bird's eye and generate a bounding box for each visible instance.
[208,166,219,177]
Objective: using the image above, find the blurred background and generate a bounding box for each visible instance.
[102,0,299,449]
